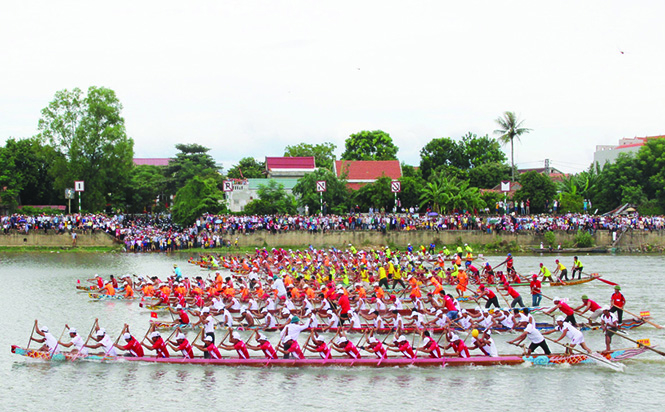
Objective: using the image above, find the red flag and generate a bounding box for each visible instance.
[150,312,158,318]
[77,279,81,284]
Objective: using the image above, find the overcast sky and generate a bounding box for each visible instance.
[1,1,664,174]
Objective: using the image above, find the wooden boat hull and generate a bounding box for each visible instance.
[11,345,646,368]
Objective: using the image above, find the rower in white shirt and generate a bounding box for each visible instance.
[31,321,61,355]
[58,325,89,355]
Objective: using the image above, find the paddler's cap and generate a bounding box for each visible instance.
[336,337,347,344]
[204,336,213,342]
[539,263,543,267]
[507,253,511,257]
[581,295,588,300]
[96,330,105,337]
[290,316,300,323]
[68,328,77,334]
[123,333,131,340]
[273,275,279,280]
[532,274,537,279]
[173,264,177,267]
[615,285,621,290]
[176,305,183,309]
[201,307,210,313]
[602,306,611,311]
[231,331,241,340]
[257,333,268,341]
[556,316,564,322]
[151,332,161,338]
[373,282,379,287]
[397,335,407,342]
[368,337,378,344]
[176,333,186,340]
[281,308,291,315]
[390,295,396,301]
[555,259,560,263]
[40,326,49,333]
[553,297,560,303]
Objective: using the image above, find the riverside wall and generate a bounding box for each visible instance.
[231,229,665,249]
[0,231,116,247]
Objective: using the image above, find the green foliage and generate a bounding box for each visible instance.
[244,179,297,214]
[558,192,584,213]
[292,169,350,214]
[401,163,421,179]
[227,157,265,179]
[480,191,503,213]
[419,176,484,213]
[125,165,167,213]
[37,86,134,212]
[514,171,556,213]
[636,139,665,205]
[172,176,227,226]
[17,206,65,216]
[284,142,337,170]
[352,176,395,212]
[637,199,664,216]
[460,132,507,168]
[468,162,511,189]
[574,230,595,247]
[397,176,424,211]
[544,231,556,248]
[165,143,219,197]
[419,137,465,180]
[494,111,531,181]
[592,154,641,212]
[341,130,398,161]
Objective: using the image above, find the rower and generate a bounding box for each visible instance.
[115,330,145,357]
[168,305,190,325]
[192,307,216,352]
[443,331,470,358]
[545,297,578,326]
[387,335,416,359]
[552,259,568,281]
[30,321,60,355]
[58,325,88,355]
[142,331,170,358]
[246,332,278,359]
[508,322,551,355]
[530,273,542,307]
[85,328,117,356]
[610,285,626,324]
[600,306,619,352]
[166,331,194,358]
[279,316,310,359]
[303,331,331,359]
[469,329,498,357]
[362,331,388,359]
[502,282,524,308]
[417,330,442,358]
[193,335,222,359]
[331,332,362,359]
[571,256,583,279]
[573,295,603,325]
[218,329,250,359]
[476,285,500,309]
[543,316,592,355]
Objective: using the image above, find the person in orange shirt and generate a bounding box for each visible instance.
[373,283,385,300]
[290,286,301,300]
[456,269,468,297]
[410,285,422,299]
[124,283,134,298]
[239,286,250,302]
[103,282,115,296]
[304,285,316,300]
[355,284,367,300]
[142,283,155,297]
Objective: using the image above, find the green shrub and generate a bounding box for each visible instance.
[544,231,556,248]
[574,230,594,247]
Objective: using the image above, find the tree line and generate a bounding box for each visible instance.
[1,87,660,226]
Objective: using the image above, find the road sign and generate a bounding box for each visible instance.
[390,181,401,193]
[223,180,234,192]
[500,181,511,192]
[316,181,327,192]
[74,181,85,192]
[65,188,75,199]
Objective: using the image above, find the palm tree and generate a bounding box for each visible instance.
[493,111,531,181]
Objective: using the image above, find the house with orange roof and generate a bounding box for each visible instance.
[333,160,402,190]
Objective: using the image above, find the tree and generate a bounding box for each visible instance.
[164,143,219,197]
[125,165,167,213]
[469,162,511,189]
[284,142,337,170]
[636,139,665,207]
[397,176,424,211]
[341,130,398,161]
[171,176,227,226]
[244,179,297,215]
[292,169,350,214]
[0,138,61,208]
[592,154,642,212]
[513,171,556,213]
[37,86,134,212]
[352,176,395,212]
[494,112,531,181]
[459,132,507,168]
[419,137,465,180]
[226,157,265,179]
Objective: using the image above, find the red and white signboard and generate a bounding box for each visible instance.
[74,181,85,192]
[316,181,327,192]
[500,181,511,192]
[390,181,401,193]
[223,180,234,192]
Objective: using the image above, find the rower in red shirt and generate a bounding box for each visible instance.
[303,332,332,359]
[142,331,170,358]
[387,335,416,359]
[444,331,470,358]
[114,329,145,357]
[193,335,222,359]
[573,294,603,325]
[530,274,542,307]
[503,282,525,308]
[545,297,578,326]
[363,337,388,359]
[219,329,250,359]
[610,285,626,323]
[166,332,194,358]
[247,333,277,359]
[331,333,362,359]
[417,330,442,358]
[337,287,351,326]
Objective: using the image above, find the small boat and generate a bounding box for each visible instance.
[10,345,646,368]
[531,247,609,254]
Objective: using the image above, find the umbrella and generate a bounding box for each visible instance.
[428,212,439,217]
[215,219,222,223]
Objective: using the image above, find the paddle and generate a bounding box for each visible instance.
[543,336,624,372]
[48,326,68,360]
[615,305,663,329]
[104,327,124,357]
[27,322,36,350]
[612,330,665,357]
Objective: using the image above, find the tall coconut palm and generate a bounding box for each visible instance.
[493,111,531,181]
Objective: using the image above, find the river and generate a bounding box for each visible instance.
[2,252,664,411]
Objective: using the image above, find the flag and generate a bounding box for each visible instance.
[150,312,158,318]
[77,279,81,284]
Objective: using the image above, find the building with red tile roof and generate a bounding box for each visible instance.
[265,156,316,178]
[333,160,402,190]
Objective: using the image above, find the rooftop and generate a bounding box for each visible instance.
[265,157,316,170]
[134,158,170,167]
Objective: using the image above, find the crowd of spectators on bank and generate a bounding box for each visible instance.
[1,211,664,252]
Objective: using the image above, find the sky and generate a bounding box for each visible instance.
[1,0,664,174]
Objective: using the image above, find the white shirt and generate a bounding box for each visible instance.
[600,312,618,327]
[43,332,60,354]
[273,279,287,297]
[100,335,117,356]
[71,334,89,355]
[557,322,584,344]
[350,312,362,328]
[280,320,310,343]
[204,317,215,334]
[525,323,544,344]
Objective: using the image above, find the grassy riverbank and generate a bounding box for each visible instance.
[0,245,124,253]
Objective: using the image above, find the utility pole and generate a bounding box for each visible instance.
[544,159,550,175]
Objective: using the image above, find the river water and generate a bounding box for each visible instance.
[2,252,664,411]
